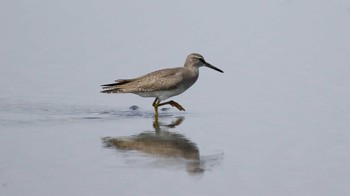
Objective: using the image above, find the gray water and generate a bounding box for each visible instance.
[1,1,350,195]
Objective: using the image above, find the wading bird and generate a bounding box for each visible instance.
[101,53,223,117]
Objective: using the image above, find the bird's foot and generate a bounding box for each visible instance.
[159,100,185,111]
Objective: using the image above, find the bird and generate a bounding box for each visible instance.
[100,53,224,117]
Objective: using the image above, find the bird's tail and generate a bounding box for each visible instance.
[100,79,133,94]
[100,84,122,94]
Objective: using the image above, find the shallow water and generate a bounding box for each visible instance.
[1,99,226,195]
[1,95,350,195]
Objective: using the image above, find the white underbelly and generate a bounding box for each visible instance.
[135,86,188,101]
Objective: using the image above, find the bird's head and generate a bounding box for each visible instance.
[185,53,224,73]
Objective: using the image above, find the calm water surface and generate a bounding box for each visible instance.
[1,95,349,195]
[1,99,228,195]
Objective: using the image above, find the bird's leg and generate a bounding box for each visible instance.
[158,100,186,111]
[152,98,160,119]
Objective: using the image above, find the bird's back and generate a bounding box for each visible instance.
[101,67,186,94]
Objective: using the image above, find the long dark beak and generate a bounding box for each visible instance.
[205,62,224,73]
[199,58,224,73]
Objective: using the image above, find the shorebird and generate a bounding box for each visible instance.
[100,53,224,117]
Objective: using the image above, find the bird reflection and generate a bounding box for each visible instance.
[102,116,207,175]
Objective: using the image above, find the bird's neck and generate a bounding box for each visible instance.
[183,66,199,81]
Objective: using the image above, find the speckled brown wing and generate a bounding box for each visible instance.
[100,67,183,94]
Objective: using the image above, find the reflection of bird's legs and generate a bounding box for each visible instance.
[153,118,161,133]
[170,116,185,127]
[158,100,186,111]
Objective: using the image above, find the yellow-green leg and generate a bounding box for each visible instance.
[158,100,185,111]
[152,98,186,120]
[152,98,160,119]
